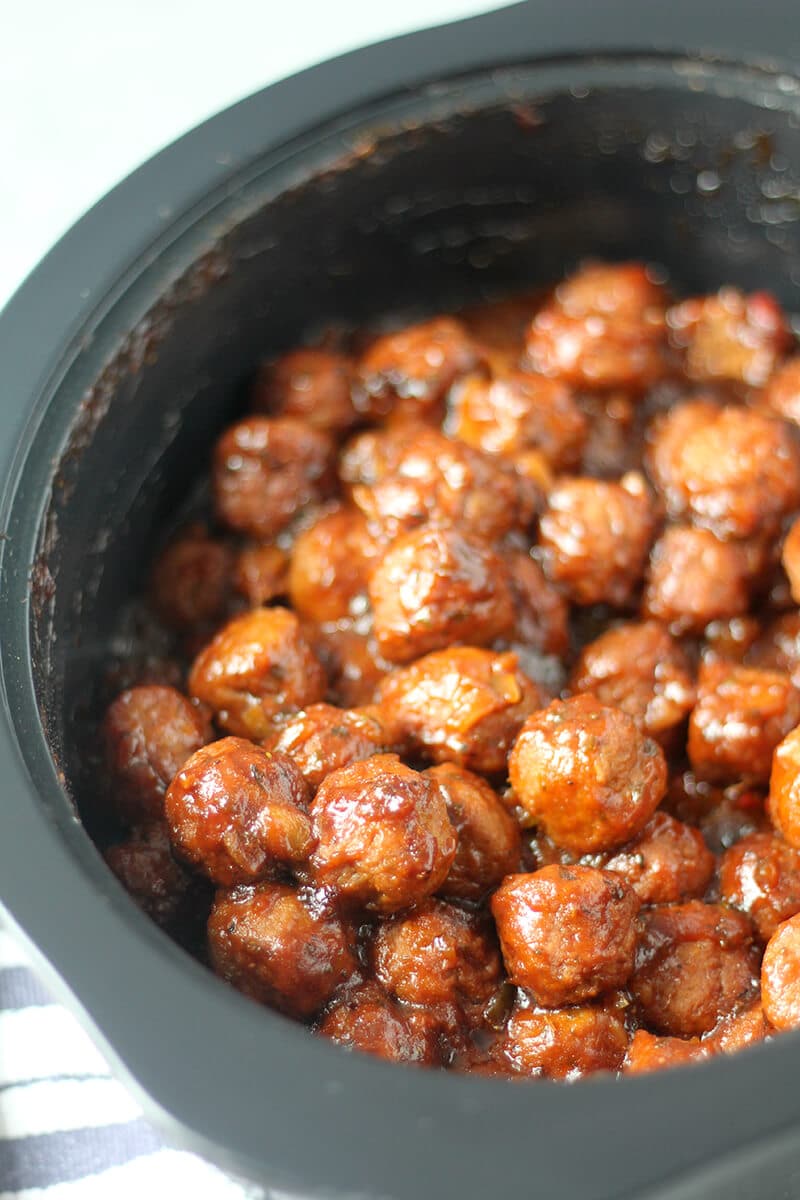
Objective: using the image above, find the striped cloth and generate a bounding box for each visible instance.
[0,930,258,1199]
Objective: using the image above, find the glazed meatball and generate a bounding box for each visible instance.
[378,647,544,775]
[768,726,800,849]
[761,913,800,1030]
[188,607,326,739]
[719,832,800,942]
[338,423,423,489]
[508,695,666,853]
[504,551,570,658]
[351,427,536,545]
[373,901,502,1023]
[687,660,800,784]
[288,506,378,623]
[781,517,800,605]
[631,902,758,1037]
[646,401,800,540]
[538,473,655,606]
[312,622,393,708]
[318,984,440,1065]
[569,620,696,745]
[208,882,356,1018]
[760,356,800,425]
[232,543,289,607]
[447,370,586,470]
[213,416,336,540]
[252,348,358,434]
[642,526,750,635]
[667,288,790,386]
[368,527,515,664]
[502,1004,629,1080]
[492,866,640,1006]
[263,703,390,791]
[150,528,234,631]
[603,812,715,905]
[358,316,478,421]
[165,737,313,886]
[308,754,457,913]
[426,763,521,901]
[103,685,212,825]
[708,1001,770,1055]
[105,823,208,936]
[526,262,668,391]
[624,1030,708,1075]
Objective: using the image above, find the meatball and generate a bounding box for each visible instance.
[373,901,502,1024]
[312,621,393,708]
[308,754,457,913]
[426,763,521,901]
[232,543,289,608]
[447,370,586,470]
[631,902,758,1037]
[252,348,358,435]
[538,473,655,607]
[508,695,666,853]
[526,262,668,391]
[165,738,313,886]
[368,527,515,664]
[288,506,378,623]
[103,685,211,825]
[318,984,440,1065]
[624,1030,709,1075]
[263,703,390,791]
[338,423,423,490]
[642,526,750,635]
[378,647,544,775]
[769,726,800,849]
[150,528,233,631]
[708,1001,769,1055]
[105,823,208,936]
[603,812,715,904]
[502,1004,629,1079]
[719,832,800,942]
[761,913,800,1030]
[782,517,800,605]
[492,865,640,1005]
[358,316,478,422]
[188,607,326,739]
[569,620,696,745]
[504,552,570,658]
[213,416,335,540]
[688,660,800,784]
[667,288,790,386]
[208,882,356,1019]
[646,401,800,540]
[351,427,536,545]
[760,356,800,425]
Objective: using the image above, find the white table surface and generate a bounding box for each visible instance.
[0,0,508,314]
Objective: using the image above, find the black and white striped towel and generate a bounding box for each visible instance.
[0,928,256,1198]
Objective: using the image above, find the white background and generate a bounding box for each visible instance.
[0,0,507,312]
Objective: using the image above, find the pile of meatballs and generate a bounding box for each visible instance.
[103,262,800,1080]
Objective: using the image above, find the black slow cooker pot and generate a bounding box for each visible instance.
[3,2,800,1196]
